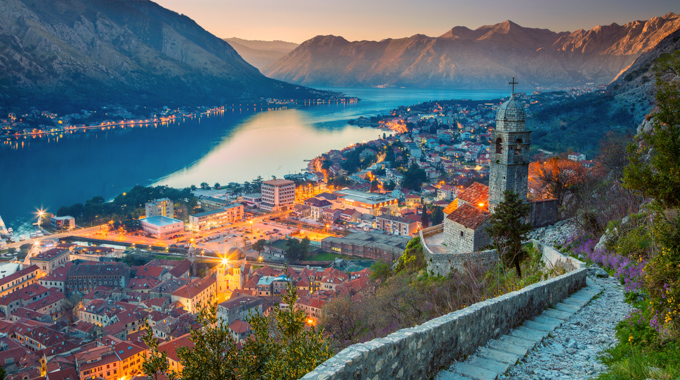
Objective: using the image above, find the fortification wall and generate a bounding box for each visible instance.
[422,225,498,276]
[302,234,587,380]
[532,239,586,272]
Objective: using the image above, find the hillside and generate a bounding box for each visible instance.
[263,13,680,89]
[608,27,680,121]
[224,38,298,70]
[528,28,680,156]
[0,0,320,112]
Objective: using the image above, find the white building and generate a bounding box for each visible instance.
[260,179,295,212]
[145,198,174,218]
[241,193,262,207]
[140,216,184,239]
[50,216,75,230]
[189,204,244,230]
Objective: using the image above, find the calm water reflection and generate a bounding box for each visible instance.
[0,88,504,229]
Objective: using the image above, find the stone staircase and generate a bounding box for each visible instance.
[437,278,603,380]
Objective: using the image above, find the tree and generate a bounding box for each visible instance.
[0,365,5,380]
[200,182,210,190]
[528,155,587,207]
[253,239,266,256]
[163,275,332,380]
[394,237,425,274]
[421,203,429,228]
[486,190,533,278]
[214,182,221,189]
[431,206,444,225]
[285,239,302,261]
[176,303,240,379]
[190,184,197,191]
[370,260,393,282]
[623,51,680,209]
[142,320,176,380]
[402,164,427,191]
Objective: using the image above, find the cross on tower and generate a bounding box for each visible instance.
[509,77,518,95]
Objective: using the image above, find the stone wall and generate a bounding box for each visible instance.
[424,224,496,277]
[426,248,499,277]
[302,267,587,380]
[532,239,586,272]
[529,199,559,228]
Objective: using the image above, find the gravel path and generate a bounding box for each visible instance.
[500,275,630,380]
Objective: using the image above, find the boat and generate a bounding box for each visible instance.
[7,228,13,235]
[19,235,26,241]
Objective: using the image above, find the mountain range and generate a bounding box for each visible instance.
[263,13,680,89]
[223,38,298,71]
[0,0,319,112]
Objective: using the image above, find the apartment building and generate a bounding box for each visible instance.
[260,179,295,212]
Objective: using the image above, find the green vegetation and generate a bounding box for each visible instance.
[322,237,554,350]
[577,51,680,379]
[56,185,198,226]
[531,92,637,157]
[401,163,427,191]
[143,277,332,379]
[285,238,311,261]
[486,190,533,278]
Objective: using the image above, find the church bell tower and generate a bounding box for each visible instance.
[489,78,531,213]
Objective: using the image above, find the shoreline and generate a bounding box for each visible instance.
[1,97,360,144]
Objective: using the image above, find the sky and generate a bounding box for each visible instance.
[153,0,678,43]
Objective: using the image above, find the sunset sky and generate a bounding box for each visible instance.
[154,0,678,43]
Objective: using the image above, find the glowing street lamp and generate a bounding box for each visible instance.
[35,208,46,228]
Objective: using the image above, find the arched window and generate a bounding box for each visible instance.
[515,138,523,156]
[495,138,503,154]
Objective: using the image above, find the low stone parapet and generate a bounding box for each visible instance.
[302,266,587,380]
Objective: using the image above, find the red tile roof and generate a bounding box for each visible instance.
[457,182,489,210]
[228,320,251,334]
[446,204,491,229]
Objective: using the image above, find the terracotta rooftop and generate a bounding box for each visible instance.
[457,182,489,210]
[228,320,251,334]
[31,248,68,261]
[446,204,492,230]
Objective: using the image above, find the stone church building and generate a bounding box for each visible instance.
[427,89,558,272]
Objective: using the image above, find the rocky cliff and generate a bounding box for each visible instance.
[264,13,680,89]
[608,27,680,121]
[0,0,317,111]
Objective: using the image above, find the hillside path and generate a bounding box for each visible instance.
[437,275,629,380]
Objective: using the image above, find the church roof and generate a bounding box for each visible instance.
[442,199,459,215]
[457,182,489,210]
[446,204,491,230]
[496,94,526,131]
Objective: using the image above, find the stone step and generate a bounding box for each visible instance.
[554,302,580,313]
[477,347,521,365]
[452,362,499,380]
[569,294,594,303]
[510,326,547,342]
[497,334,536,350]
[523,320,554,332]
[468,355,510,374]
[438,369,474,380]
[532,315,563,329]
[490,337,531,356]
[542,308,573,321]
[562,297,589,307]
